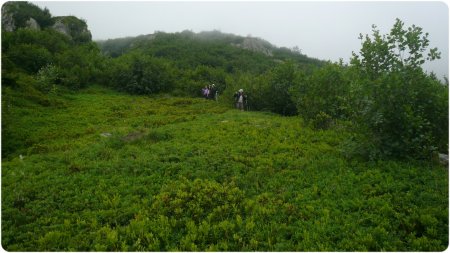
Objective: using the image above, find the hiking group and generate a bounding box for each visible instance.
[202,84,248,111]
[202,84,218,101]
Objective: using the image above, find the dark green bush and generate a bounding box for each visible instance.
[2,29,70,54]
[107,52,176,94]
[7,44,52,73]
[55,42,106,89]
[290,62,356,121]
[312,111,333,130]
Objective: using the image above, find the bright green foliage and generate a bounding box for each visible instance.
[2,87,448,251]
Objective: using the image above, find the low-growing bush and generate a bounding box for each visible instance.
[312,111,333,130]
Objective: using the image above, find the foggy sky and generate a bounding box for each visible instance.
[33,1,449,80]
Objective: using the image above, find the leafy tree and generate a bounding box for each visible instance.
[350,19,447,159]
[351,18,440,80]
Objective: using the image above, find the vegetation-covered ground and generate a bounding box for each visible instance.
[2,86,448,251]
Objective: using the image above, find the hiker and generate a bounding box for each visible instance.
[214,87,219,101]
[233,89,247,111]
[202,85,209,99]
[210,83,218,100]
[207,84,213,99]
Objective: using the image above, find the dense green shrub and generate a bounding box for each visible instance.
[312,111,333,130]
[178,65,228,97]
[107,52,176,94]
[55,42,106,89]
[350,19,448,159]
[7,43,52,73]
[290,62,357,121]
[223,62,301,115]
[36,64,62,93]
[263,61,299,115]
[2,19,104,90]
[2,29,70,54]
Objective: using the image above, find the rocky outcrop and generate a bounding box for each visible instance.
[25,17,40,30]
[51,16,92,43]
[52,18,71,36]
[439,153,448,166]
[234,37,273,56]
[1,2,92,43]
[1,7,15,31]
[1,2,45,31]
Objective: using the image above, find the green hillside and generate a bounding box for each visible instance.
[2,86,448,251]
[97,30,324,72]
[1,2,448,251]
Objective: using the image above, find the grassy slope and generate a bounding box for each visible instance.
[2,86,448,251]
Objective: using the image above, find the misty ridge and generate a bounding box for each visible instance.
[97,30,306,58]
[1,1,448,251]
[96,29,324,67]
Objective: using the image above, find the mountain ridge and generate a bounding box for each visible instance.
[96,29,324,67]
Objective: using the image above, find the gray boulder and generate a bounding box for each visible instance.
[233,37,273,56]
[52,19,71,37]
[25,17,40,30]
[51,16,92,42]
[1,6,15,31]
[438,153,448,166]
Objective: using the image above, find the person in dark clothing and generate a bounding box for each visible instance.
[233,89,247,111]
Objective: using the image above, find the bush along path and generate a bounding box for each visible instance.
[1,86,448,251]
